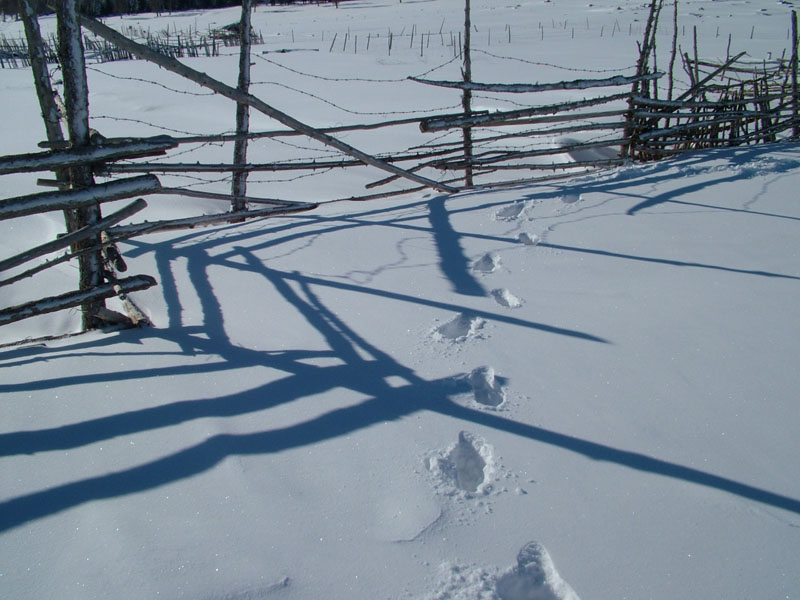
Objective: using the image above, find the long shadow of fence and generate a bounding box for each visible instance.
[2,190,800,534]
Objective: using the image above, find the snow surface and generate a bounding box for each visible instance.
[2,1,800,599]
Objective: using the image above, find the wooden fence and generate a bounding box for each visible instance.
[1,1,798,343]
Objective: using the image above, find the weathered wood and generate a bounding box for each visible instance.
[172,111,488,144]
[420,93,630,132]
[635,109,778,120]
[0,175,160,220]
[471,159,625,171]
[232,0,253,211]
[0,240,112,288]
[107,204,318,238]
[432,138,628,170]
[156,187,316,208]
[462,0,474,187]
[0,137,176,175]
[104,146,465,176]
[19,0,64,145]
[0,275,157,327]
[632,93,786,109]
[0,198,147,275]
[57,0,106,329]
[417,121,628,151]
[410,72,664,93]
[76,13,457,194]
[18,0,78,234]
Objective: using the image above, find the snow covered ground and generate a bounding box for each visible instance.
[2,1,800,599]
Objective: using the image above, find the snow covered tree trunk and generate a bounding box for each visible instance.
[232,0,253,212]
[56,0,105,330]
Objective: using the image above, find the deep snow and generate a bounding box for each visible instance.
[2,1,800,599]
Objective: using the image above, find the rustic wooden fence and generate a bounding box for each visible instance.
[1,0,798,343]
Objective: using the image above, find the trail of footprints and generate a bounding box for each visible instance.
[423,200,581,599]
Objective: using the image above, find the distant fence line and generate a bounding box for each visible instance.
[0,23,265,68]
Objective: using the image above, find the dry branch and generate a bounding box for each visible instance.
[420,93,630,132]
[0,175,160,220]
[0,275,156,327]
[432,138,628,170]
[410,72,663,93]
[156,187,316,208]
[106,204,317,238]
[76,13,456,194]
[0,137,176,175]
[0,198,147,274]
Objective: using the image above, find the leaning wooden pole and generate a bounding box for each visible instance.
[232,0,253,212]
[18,0,76,232]
[76,13,457,194]
[462,0,474,187]
[57,0,105,330]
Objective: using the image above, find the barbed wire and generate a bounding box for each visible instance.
[87,67,215,96]
[473,48,636,73]
[255,53,459,83]
[92,114,210,137]
[250,79,461,116]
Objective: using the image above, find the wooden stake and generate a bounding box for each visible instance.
[232,0,253,212]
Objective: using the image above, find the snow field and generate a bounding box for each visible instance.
[2,1,800,599]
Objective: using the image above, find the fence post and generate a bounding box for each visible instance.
[232,0,253,212]
[462,0,474,186]
[56,0,105,330]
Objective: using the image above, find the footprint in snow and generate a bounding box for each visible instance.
[428,431,495,494]
[428,541,581,600]
[467,366,507,408]
[560,192,582,204]
[494,201,527,221]
[491,288,523,309]
[472,252,500,274]
[433,313,485,342]
[496,541,581,600]
[518,232,540,246]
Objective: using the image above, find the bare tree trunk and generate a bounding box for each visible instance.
[232,0,253,211]
[462,0,473,187]
[56,0,105,330]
